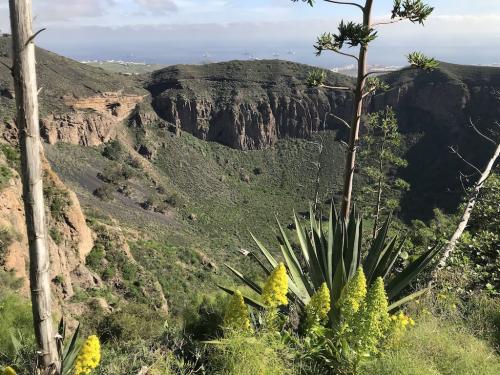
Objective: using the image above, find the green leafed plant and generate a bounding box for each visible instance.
[220,205,440,323]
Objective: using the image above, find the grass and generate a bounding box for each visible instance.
[360,315,500,375]
[205,332,296,375]
[45,129,348,315]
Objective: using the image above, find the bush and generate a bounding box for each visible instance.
[0,165,13,190]
[0,291,34,358]
[0,144,20,167]
[43,185,70,220]
[49,227,63,245]
[93,185,114,201]
[102,140,124,161]
[86,244,105,269]
[96,303,166,343]
[0,227,14,263]
[205,332,296,375]
[360,315,500,375]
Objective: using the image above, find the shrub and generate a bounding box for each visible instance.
[205,332,296,375]
[0,292,34,358]
[0,165,12,190]
[102,140,124,161]
[360,315,500,375]
[97,304,166,343]
[43,185,70,220]
[93,185,114,201]
[49,227,63,245]
[86,244,105,269]
[0,144,20,167]
[0,227,14,263]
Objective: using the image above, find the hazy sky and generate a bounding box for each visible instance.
[0,0,499,67]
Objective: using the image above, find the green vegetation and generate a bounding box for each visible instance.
[0,165,12,191]
[0,227,14,263]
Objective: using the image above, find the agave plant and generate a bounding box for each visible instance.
[220,205,440,319]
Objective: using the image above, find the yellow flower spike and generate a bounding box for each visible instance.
[2,367,16,375]
[262,262,288,308]
[224,290,252,332]
[305,282,331,329]
[337,267,367,318]
[74,335,101,375]
[356,277,389,355]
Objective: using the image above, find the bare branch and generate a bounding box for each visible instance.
[469,118,496,145]
[0,61,13,72]
[331,49,359,61]
[323,0,364,11]
[362,88,376,99]
[449,145,482,175]
[331,113,351,129]
[25,28,46,47]
[320,84,352,90]
[372,17,404,26]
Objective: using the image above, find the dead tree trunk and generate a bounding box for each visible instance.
[437,142,500,269]
[340,0,374,220]
[8,0,59,371]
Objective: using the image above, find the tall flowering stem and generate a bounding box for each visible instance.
[74,335,101,375]
[262,263,289,308]
[224,290,252,332]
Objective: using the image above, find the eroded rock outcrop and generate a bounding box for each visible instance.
[146,60,354,150]
[0,154,96,298]
[41,92,145,146]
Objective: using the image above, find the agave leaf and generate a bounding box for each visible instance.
[369,236,398,282]
[363,214,392,281]
[294,211,311,266]
[387,244,442,300]
[345,211,361,280]
[249,252,272,275]
[312,228,328,285]
[295,213,324,289]
[276,217,302,272]
[279,244,310,299]
[388,287,431,311]
[331,218,345,280]
[250,231,278,269]
[225,264,263,295]
[217,285,267,310]
[330,253,346,307]
[378,237,406,280]
[326,205,335,289]
[61,323,81,375]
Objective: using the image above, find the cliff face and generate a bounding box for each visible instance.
[0,155,96,298]
[145,61,500,153]
[41,92,145,146]
[146,60,354,150]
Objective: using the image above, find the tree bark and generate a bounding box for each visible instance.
[437,142,500,269]
[340,0,374,220]
[8,0,59,371]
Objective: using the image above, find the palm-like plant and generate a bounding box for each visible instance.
[220,205,440,321]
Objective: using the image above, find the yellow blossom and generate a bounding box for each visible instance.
[356,277,389,355]
[2,367,16,375]
[386,311,415,347]
[262,262,288,308]
[74,335,101,375]
[337,267,367,318]
[305,283,331,330]
[224,290,252,332]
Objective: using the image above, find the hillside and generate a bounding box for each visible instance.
[1,42,499,318]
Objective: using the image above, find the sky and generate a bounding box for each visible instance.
[0,0,499,67]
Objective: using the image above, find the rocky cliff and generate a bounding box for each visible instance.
[41,92,145,146]
[145,60,354,150]
[142,60,500,217]
[0,151,96,299]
